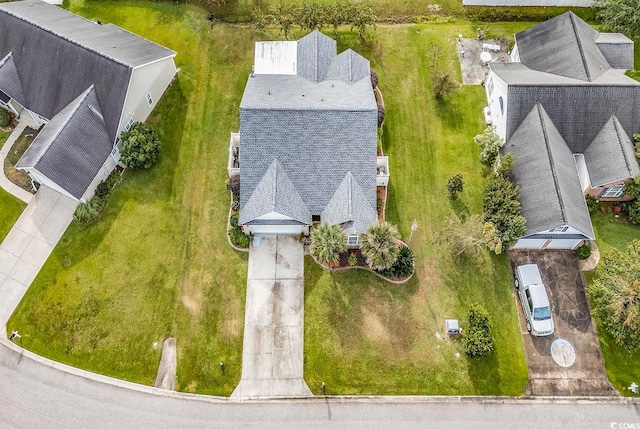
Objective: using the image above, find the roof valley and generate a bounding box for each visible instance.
[538,104,568,226]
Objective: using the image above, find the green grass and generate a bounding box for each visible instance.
[4,126,37,191]
[304,24,528,396]
[0,130,26,240]
[7,3,532,395]
[584,212,640,396]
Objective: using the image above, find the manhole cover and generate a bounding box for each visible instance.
[550,338,576,368]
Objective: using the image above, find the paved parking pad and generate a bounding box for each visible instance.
[232,235,311,398]
[509,250,617,396]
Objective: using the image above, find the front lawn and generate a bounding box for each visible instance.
[8,2,530,395]
[584,212,640,396]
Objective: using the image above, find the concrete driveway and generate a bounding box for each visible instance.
[0,186,77,329]
[509,250,617,396]
[232,235,311,398]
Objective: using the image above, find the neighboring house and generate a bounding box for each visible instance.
[484,12,640,250]
[229,31,386,238]
[0,0,177,202]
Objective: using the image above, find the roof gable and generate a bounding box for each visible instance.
[325,49,370,85]
[239,159,311,225]
[17,86,113,199]
[0,53,25,103]
[584,115,640,187]
[296,30,336,82]
[322,172,377,233]
[503,104,594,238]
[515,11,610,82]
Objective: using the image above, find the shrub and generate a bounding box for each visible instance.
[574,242,591,260]
[227,175,240,196]
[624,199,640,224]
[462,304,494,358]
[483,174,525,251]
[348,253,358,266]
[587,240,640,351]
[370,70,379,89]
[119,122,161,169]
[361,221,401,270]
[635,134,640,159]
[585,195,599,214]
[310,223,347,266]
[376,195,383,213]
[228,212,249,248]
[377,104,386,128]
[378,246,414,278]
[432,71,458,101]
[74,197,105,223]
[447,173,464,200]
[474,126,504,166]
[0,108,10,128]
[493,153,515,178]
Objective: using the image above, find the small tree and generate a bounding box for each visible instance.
[432,71,458,101]
[447,173,464,200]
[310,223,347,266]
[462,303,494,358]
[474,126,504,166]
[361,221,401,270]
[119,122,161,169]
[587,239,640,351]
[440,214,502,258]
[595,0,640,39]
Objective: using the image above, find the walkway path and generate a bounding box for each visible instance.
[232,235,311,398]
[0,186,77,328]
[0,120,35,204]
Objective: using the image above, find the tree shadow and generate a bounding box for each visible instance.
[449,198,469,218]
[467,348,504,394]
[434,97,464,132]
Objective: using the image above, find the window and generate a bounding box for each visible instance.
[146,92,153,106]
[499,96,504,115]
[525,289,533,312]
[312,215,321,223]
[346,234,360,246]
[549,226,568,233]
[125,117,134,131]
[486,78,494,97]
[600,185,624,198]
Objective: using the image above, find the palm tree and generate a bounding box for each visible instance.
[310,223,347,266]
[361,221,401,270]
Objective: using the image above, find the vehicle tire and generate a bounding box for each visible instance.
[514,277,520,290]
[526,321,532,333]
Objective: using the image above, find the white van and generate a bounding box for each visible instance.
[514,264,554,337]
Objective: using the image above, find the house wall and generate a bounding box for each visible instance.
[485,70,508,140]
[23,167,75,200]
[80,150,119,202]
[117,57,177,141]
[585,177,635,202]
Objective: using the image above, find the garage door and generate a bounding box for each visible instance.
[513,239,546,249]
[545,239,582,250]
[248,224,303,235]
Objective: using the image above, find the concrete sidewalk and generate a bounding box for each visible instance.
[232,235,311,398]
[0,186,77,328]
[0,120,37,204]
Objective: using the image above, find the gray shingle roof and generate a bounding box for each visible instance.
[503,104,594,238]
[322,172,377,234]
[240,32,378,231]
[16,86,112,199]
[595,33,634,70]
[0,53,25,103]
[584,115,640,188]
[0,0,175,68]
[239,159,311,225]
[515,11,610,82]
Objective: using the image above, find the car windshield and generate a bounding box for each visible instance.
[533,306,551,321]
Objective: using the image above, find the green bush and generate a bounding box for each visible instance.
[574,242,591,260]
[378,246,414,278]
[0,108,10,127]
[483,174,525,250]
[624,199,640,224]
[462,304,494,358]
[119,122,161,169]
[228,212,249,248]
[74,197,105,223]
[585,195,599,214]
[447,173,464,200]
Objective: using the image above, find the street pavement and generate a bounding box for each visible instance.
[1,342,640,428]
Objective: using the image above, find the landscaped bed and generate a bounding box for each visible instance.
[0,130,27,240]
[8,1,532,396]
[3,126,38,193]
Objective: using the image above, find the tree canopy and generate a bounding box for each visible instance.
[596,0,640,39]
[119,122,161,169]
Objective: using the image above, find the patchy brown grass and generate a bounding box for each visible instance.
[3,126,38,192]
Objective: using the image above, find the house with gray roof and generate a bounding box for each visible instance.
[0,0,177,202]
[230,31,385,237]
[484,12,640,250]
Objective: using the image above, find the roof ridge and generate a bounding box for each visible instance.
[537,103,568,225]
[35,85,95,165]
[569,12,591,81]
[0,4,132,68]
[611,115,633,178]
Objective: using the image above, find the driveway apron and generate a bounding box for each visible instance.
[232,235,311,398]
[509,250,617,396]
[0,186,77,328]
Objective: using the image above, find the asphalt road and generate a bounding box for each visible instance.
[1,344,640,429]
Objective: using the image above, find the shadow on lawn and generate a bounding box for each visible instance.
[467,346,504,394]
[434,97,464,132]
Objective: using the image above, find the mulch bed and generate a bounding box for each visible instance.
[377,186,386,221]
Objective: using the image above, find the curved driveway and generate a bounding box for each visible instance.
[1,342,640,428]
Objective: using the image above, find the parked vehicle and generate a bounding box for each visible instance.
[514,264,554,337]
